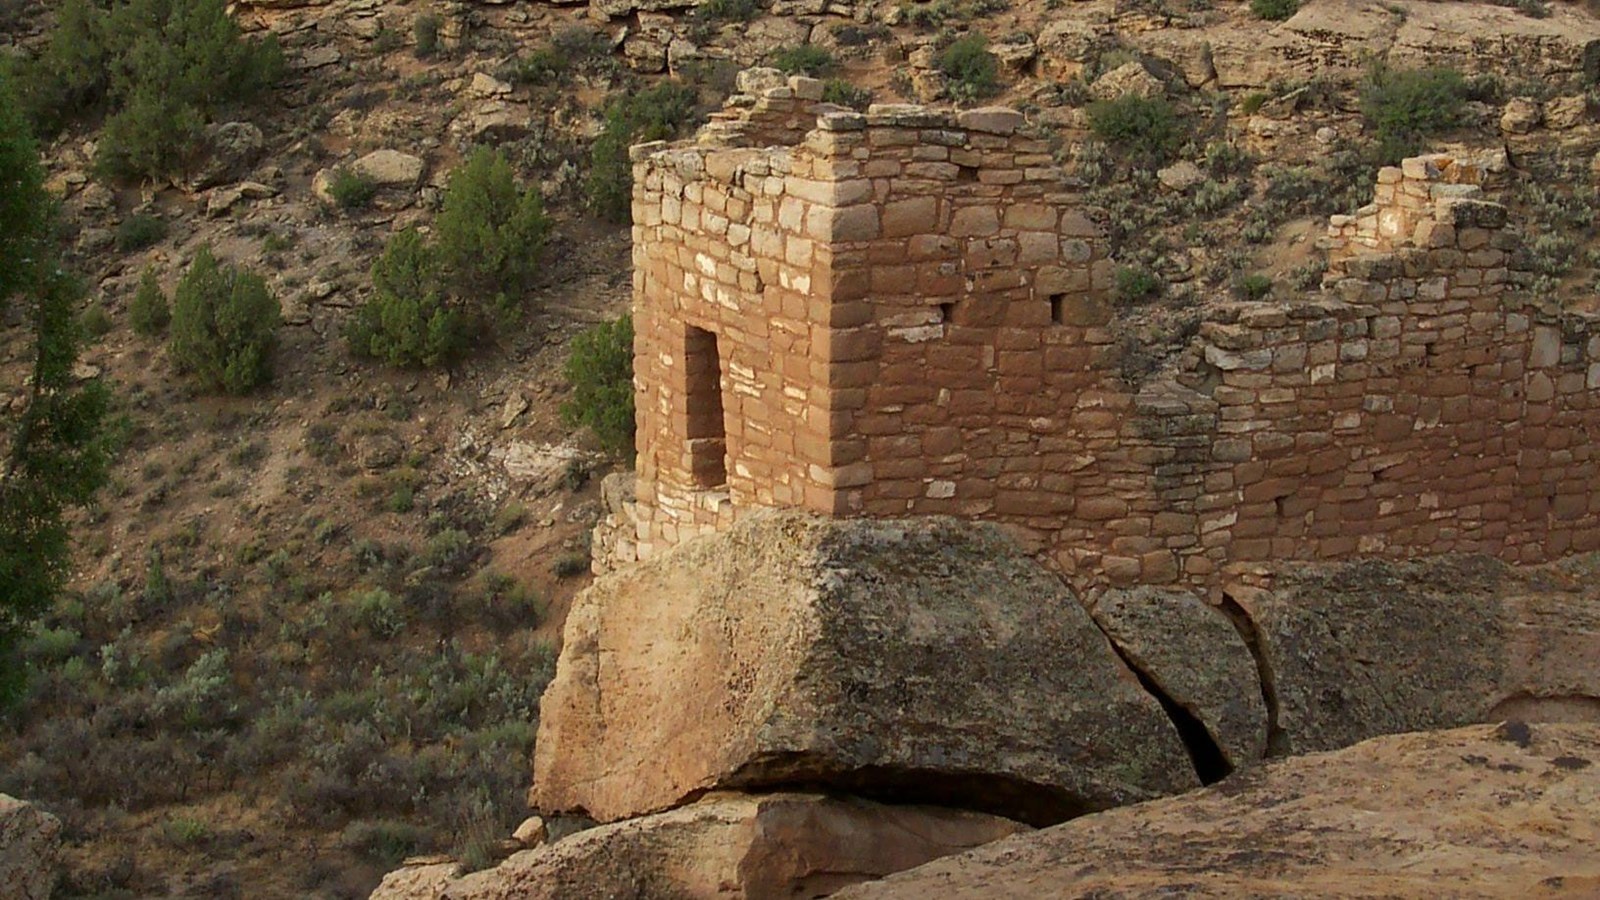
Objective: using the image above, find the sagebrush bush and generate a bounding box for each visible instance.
[770,44,835,76]
[170,246,281,394]
[1360,66,1469,164]
[936,34,1000,103]
[1086,94,1182,166]
[115,214,167,252]
[822,78,872,110]
[1234,273,1274,301]
[1113,265,1163,305]
[17,0,283,180]
[561,315,635,455]
[587,82,701,224]
[329,168,379,210]
[1250,0,1298,20]
[129,267,170,336]
[414,13,441,58]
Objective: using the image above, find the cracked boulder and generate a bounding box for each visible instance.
[531,510,1198,826]
[1231,555,1600,755]
[0,794,61,900]
[378,792,1028,900]
[1087,587,1268,772]
[836,722,1600,899]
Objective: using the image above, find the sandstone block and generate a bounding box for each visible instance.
[532,511,1197,825]
[415,793,1027,900]
[837,723,1600,899]
[353,149,425,187]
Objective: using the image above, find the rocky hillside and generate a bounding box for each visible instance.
[1,0,1600,896]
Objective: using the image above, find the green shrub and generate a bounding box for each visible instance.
[348,587,406,639]
[24,0,285,180]
[586,82,702,224]
[1250,0,1298,20]
[506,48,567,86]
[414,14,441,59]
[1113,265,1162,304]
[1234,273,1274,300]
[115,214,167,252]
[936,34,1000,103]
[1086,95,1182,166]
[129,267,170,336]
[79,302,112,339]
[170,246,281,394]
[1359,66,1469,164]
[561,315,635,455]
[551,551,589,579]
[822,79,872,110]
[348,229,467,369]
[329,168,379,210]
[694,0,764,21]
[770,44,835,77]
[433,148,550,316]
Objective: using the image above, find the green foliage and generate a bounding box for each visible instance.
[115,214,168,252]
[1113,265,1163,304]
[0,75,112,706]
[586,82,702,224]
[1249,0,1298,20]
[170,246,282,394]
[1086,95,1182,166]
[349,149,546,369]
[414,13,441,59]
[1359,66,1469,164]
[506,48,567,86]
[329,168,379,210]
[1234,272,1274,301]
[770,44,835,77]
[694,0,764,22]
[349,587,406,639]
[433,148,550,315]
[936,34,1000,103]
[348,229,466,369]
[560,315,635,456]
[13,0,284,180]
[822,78,872,110]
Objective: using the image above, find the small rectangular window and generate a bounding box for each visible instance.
[1050,294,1065,325]
[683,326,727,490]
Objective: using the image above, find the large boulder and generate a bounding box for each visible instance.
[838,722,1600,899]
[1087,587,1268,771]
[376,792,1027,900]
[187,121,265,191]
[0,794,62,900]
[532,511,1198,826]
[1231,555,1600,755]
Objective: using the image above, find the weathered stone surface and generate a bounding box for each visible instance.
[837,723,1600,899]
[0,794,61,900]
[1234,555,1600,755]
[391,793,1028,900]
[353,149,425,187]
[1090,61,1164,101]
[1087,587,1268,771]
[1155,160,1205,192]
[188,121,265,190]
[1500,97,1542,134]
[534,511,1198,825]
[370,861,462,900]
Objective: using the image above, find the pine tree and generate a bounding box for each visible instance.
[0,74,112,704]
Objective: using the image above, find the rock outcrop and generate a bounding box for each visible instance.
[532,510,1199,826]
[837,722,1600,899]
[378,792,1027,900]
[1229,554,1600,754]
[0,795,62,900]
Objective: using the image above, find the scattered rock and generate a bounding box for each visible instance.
[510,816,547,847]
[499,393,529,430]
[413,793,1028,900]
[352,149,426,187]
[188,121,266,191]
[1088,587,1268,771]
[355,432,403,470]
[1090,61,1165,101]
[370,861,463,900]
[838,723,1600,899]
[205,186,245,217]
[469,72,513,98]
[295,45,343,70]
[1500,97,1542,134]
[1155,160,1206,192]
[1544,94,1592,129]
[0,794,62,900]
[532,510,1198,826]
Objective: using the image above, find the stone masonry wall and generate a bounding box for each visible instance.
[606,77,1600,594]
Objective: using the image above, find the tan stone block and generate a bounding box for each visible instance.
[950,206,1000,237]
[1003,204,1058,231]
[883,196,940,238]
